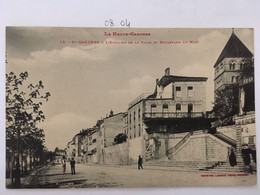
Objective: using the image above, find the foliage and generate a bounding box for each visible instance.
[241,57,254,78]
[213,83,239,120]
[6,71,50,155]
[113,133,127,145]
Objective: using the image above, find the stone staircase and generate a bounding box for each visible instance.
[144,159,221,172]
[144,159,246,173]
[212,132,236,148]
[166,132,191,160]
[200,161,244,173]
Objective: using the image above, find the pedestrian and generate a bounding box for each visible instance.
[228,148,237,167]
[241,144,253,173]
[61,156,66,175]
[138,155,143,170]
[70,158,76,175]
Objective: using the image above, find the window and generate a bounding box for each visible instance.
[176,86,181,91]
[138,108,140,119]
[230,61,235,70]
[236,76,239,82]
[176,86,182,98]
[187,86,193,97]
[93,138,96,143]
[139,124,141,137]
[176,104,181,111]
[249,136,254,144]
[151,104,157,113]
[232,76,235,83]
[151,104,156,108]
[163,104,168,109]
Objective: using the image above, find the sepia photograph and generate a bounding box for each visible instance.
[5,27,256,188]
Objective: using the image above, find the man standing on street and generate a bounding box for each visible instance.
[61,156,66,175]
[138,155,143,170]
[70,158,76,175]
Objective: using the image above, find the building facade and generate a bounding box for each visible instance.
[127,68,210,163]
[99,112,125,164]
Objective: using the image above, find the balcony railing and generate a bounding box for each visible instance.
[128,93,152,108]
[143,112,204,118]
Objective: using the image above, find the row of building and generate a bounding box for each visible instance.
[64,30,256,169]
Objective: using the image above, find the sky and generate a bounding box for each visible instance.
[6,27,254,151]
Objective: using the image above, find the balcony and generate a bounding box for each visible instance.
[143,112,204,119]
[234,111,255,125]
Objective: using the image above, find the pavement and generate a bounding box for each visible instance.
[11,162,255,188]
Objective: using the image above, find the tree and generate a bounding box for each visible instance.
[6,71,50,188]
[213,83,239,121]
[241,57,254,78]
[113,133,127,145]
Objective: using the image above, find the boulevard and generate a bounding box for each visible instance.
[21,163,256,188]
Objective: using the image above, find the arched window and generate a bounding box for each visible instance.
[236,76,239,82]
[240,62,244,70]
[230,61,236,70]
[232,76,235,83]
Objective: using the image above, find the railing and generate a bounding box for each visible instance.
[234,112,255,125]
[128,93,152,108]
[143,112,204,118]
[214,132,236,148]
[166,132,191,159]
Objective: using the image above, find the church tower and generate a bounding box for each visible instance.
[214,29,253,100]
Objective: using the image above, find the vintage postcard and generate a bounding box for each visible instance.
[5,27,256,188]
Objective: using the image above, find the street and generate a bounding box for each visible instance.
[22,163,257,188]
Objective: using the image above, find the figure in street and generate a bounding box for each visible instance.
[138,155,143,170]
[228,148,237,167]
[70,158,76,175]
[61,156,66,175]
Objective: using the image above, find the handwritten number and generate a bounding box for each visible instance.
[105,19,130,28]
[105,19,114,27]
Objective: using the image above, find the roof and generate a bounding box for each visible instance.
[157,75,208,88]
[214,32,253,67]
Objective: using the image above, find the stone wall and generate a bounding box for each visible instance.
[103,142,128,165]
[216,125,236,140]
[172,134,230,162]
[128,137,143,164]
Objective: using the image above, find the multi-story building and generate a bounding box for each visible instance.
[65,140,75,161]
[127,68,210,163]
[99,111,125,163]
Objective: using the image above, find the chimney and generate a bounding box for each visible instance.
[165,67,170,76]
[109,109,114,117]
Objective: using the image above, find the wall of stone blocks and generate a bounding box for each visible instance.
[205,135,229,161]
[103,142,129,165]
[173,134,230,162]
[217,125,236,140]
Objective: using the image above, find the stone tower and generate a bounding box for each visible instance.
[214,29,253,100]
